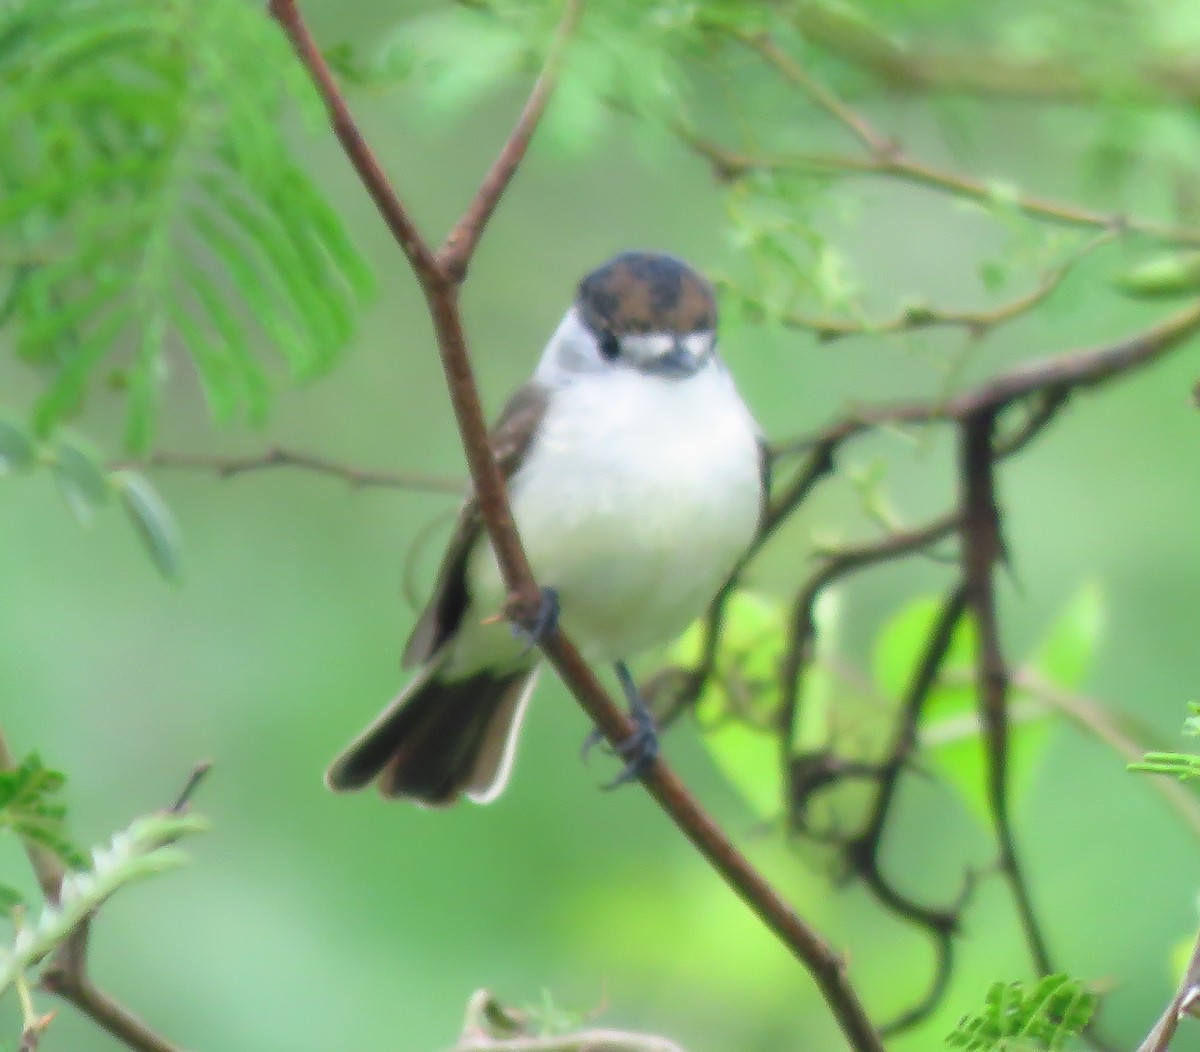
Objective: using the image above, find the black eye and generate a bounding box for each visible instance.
[598,331,620,361]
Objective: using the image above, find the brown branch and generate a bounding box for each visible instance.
[113,447,463,494]
[683,132,1200,247]
[438,0,584,281]
[775,297,1200,458]
[0,729,199,1052]
[789,2,1200,108]
[846,586,972,1036]
[958,413,1053,976]
[272,3,886,1050]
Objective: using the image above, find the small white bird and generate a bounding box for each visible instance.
[326,251,767,805]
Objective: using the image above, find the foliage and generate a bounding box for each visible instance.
[0,417,180,579]
[1129,703,1200,779]
[671,586,1105,827]
[0,756,86,887]
[0,0,373,452]
[0,809,208,998]
[946,975,1097,1052]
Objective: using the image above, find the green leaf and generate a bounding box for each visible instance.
[50,437,111,525]
[0,884,23,913]
[1,0,373,448]
[667,591,789,818]
[0,419,35,472]
[1113,252,1200,299]
[111,469,182,581]
[1031,584,1105,691]
[947,974,1096,1051]
[0,754,87,870]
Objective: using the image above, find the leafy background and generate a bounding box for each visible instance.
[4,0,1200,1049]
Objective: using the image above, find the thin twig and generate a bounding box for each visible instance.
[438,0,585,280]
[682,132,1200,246]
[741,231,1115,343]
[847,586,972,1036]
[114,448,463,494]
[1015,672,1200,844]
[774,298,1200,457]
[736,31,895,158]
[272,3,887,1050]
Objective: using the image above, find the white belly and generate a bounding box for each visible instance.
[448,362,762,676]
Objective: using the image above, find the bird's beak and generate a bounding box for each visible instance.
[652,339,707,378]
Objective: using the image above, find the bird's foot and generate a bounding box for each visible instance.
[580,661,660,788]
[511,586,559,656]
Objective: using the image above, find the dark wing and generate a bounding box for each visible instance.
[756,435,772,534]
[402,382,550,667]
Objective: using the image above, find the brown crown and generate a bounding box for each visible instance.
[576,252,717,337]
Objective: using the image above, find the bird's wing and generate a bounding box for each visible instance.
[402,381,550,668]
[756,435,772,532]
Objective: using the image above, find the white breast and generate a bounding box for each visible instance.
[453,360,763,673]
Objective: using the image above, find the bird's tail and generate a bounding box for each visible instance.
[325,664,539,806]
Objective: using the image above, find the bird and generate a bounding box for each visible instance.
[326,251,767,806]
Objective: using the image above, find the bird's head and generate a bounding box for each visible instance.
[539,252,719,383]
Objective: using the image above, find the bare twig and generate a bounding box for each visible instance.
[846,586,972,1035]
[113,448,463,494]
[272,3,886,1050]
[438,1,584,280]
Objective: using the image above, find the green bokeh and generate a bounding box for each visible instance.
[4,3,1200,1050]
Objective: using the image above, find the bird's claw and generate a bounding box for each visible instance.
[580,660,660,787]
[511,586,560,656]
[601,709,659,790]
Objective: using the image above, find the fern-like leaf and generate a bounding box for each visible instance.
[0,0,374,451]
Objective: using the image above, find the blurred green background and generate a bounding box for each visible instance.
[4,1,1200,1050]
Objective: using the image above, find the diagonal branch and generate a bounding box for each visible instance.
[272,4,886,1051]
[438,0,585,280]
[682,131,1200,247]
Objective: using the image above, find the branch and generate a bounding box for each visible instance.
[789,2,1200,108]
[682,132,1200,247]
[1136,930,1200,1052]
[775,297,1200,458]
[0,729,202,1052]
[438,1,584,280]
[273,4,886,1051]
[958,413,1053,976]
[740,231,1114,343]
[113,447,463,494]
